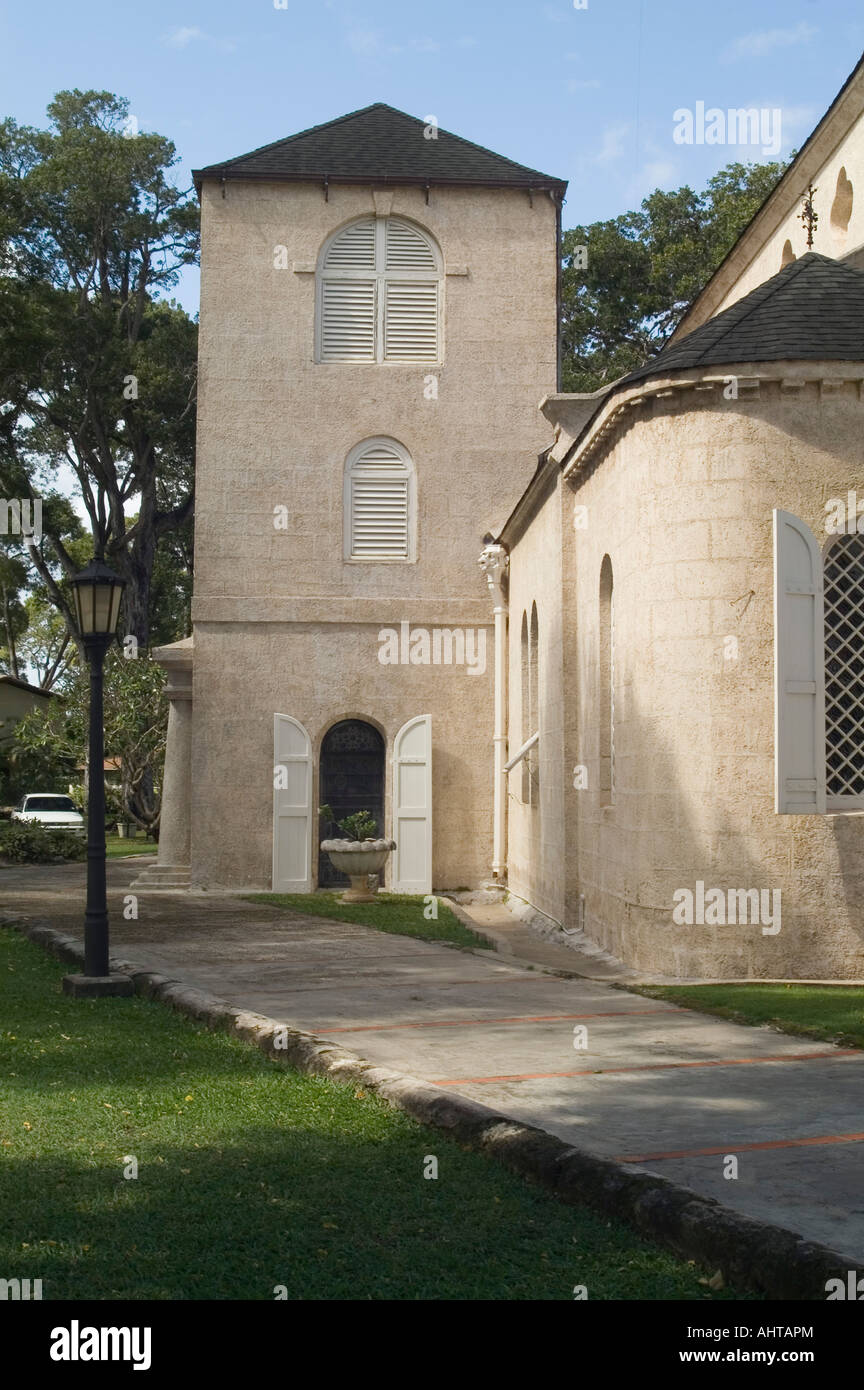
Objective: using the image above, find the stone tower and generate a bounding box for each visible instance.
[147,104,565,893]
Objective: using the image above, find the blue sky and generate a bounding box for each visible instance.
[1,0,862,316]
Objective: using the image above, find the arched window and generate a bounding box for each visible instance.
[530,602,540,799]
[599,555,614,801]
[781,238,796,268]
[520,610,531,803]
[518,604,540,804]
[317,217,442,363]
[344,437,416,562]
[824,531,864,801]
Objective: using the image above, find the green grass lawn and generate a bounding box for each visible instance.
[245,890,487,949]
[106,835,155,858]
[630,983,864,1050]
[0,927,751,1301]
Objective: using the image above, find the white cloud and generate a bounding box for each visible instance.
[723,22,817,61]
[593,122,631,165]
[164,26,236,53]
[456,36,478,49]
[166,26,203,48]
[637,160,678,188]
[345,28,452,57]
[568,78,601,91]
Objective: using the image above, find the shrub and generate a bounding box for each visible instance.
[0,820,86,863]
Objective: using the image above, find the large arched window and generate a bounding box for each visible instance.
[316,217,442,363]
[599,555,614,801]
[344,437,416,562]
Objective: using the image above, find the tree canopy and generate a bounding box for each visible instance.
[0,89,199,648]
[561,157,791,393]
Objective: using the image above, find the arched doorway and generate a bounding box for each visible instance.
[319,720,386,887]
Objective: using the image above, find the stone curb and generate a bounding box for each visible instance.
[3,910,861,1300]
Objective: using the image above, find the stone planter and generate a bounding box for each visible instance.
[320,838,396,903]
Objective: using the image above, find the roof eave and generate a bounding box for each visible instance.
[193,168,567,196]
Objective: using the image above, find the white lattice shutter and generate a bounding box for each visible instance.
[272,714,313,890]
[392,715,432,893]
[349,442,410,559]
[773,509,826,814]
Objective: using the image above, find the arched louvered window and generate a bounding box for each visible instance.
[344,437,416,562]
[317,217,442,364]
[824,532,864,804]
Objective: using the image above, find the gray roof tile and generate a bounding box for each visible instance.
[622,253,864,385]
[193,102,566,194]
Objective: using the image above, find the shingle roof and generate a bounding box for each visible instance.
[622,252,864,386]
[192,102,566,195]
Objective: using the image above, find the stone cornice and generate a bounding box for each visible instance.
[560,363,864,484]
[191,597,494,625]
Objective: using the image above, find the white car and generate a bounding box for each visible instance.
[12,793,85,833]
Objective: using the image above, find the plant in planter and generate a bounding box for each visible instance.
[319,805,396,903]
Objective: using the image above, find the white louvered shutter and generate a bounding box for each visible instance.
[325,220,376,269]
[320,280,376,361]
[383,220,439,362]
[349,442,410,559]
[320,219,376,362]
[773,509,826,814]
[383,281,439,362]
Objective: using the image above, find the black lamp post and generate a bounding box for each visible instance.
[62,555,133,999]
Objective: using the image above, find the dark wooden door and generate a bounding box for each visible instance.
[319,720,385,886]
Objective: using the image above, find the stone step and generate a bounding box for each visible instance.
[129,864,191,890]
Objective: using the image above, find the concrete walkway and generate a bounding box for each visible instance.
[4,858,864,1262]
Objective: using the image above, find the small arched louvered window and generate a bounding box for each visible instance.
[317,217,442,364]
[344,438,416,563]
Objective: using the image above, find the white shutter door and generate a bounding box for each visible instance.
[272,714,313,891]
[320,279,376,361]
[383,280,439,362]
[773,509,826,814]
[392,715,432,893]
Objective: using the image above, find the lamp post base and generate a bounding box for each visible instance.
[62,974,135,999]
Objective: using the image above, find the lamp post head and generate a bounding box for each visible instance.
[70,556,126,639]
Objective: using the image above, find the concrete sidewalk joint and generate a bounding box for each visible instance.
[3,909,860,1302]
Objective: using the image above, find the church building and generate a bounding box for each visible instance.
[141,55,864,980]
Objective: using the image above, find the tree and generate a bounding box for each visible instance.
[0,551,28,679]
[561,158,791,393]
[13,649,167,832]
[0,89,199,649]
